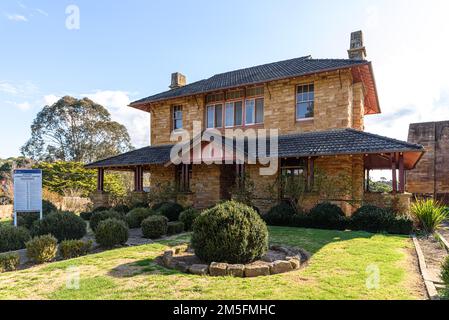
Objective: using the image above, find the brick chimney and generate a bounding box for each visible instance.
[348,31,367,60]
[170,72,187,89]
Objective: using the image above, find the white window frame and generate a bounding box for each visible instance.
[296,84,315,121]
[173,105,183,130]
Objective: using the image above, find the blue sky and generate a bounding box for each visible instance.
[1,0,449,161]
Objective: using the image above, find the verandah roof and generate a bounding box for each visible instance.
[85,129,424,170]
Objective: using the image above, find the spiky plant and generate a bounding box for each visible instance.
[411,199,447,234]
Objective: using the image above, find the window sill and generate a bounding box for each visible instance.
[296,118,314,123]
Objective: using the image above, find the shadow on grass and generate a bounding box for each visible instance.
[108,257,182,278]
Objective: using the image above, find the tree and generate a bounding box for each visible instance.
[21,96,133,163]
[34,161,129,198]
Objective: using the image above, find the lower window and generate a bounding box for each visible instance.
[176,164,192,192]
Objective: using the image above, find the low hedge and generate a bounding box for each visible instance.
[59,240,92,259]
[179,208,200,231]
[0,252,20,272]
[142,215,168,239]
[90,210,125,232]
[308,202,347,230]
[80,211,93,221]
[0,225,31,252]
[262,202,297,226]
[26,234,58,264]
[113,204,131,214]
[167,221,185,235]
[156,203,184,222]
[125,208,156,229]
[95,219,129,248]
[31,211,87,242]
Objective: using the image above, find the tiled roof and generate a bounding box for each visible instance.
[131,56,369,105]
[85,129,423,168]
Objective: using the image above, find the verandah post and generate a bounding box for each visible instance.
[391,153,397,194]
[398,153,405,193]
[97,168,104,192]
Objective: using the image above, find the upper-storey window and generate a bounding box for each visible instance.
[173,105,183,130]
[207,104,223,128]
[206,87,264,128]
[296,84,314,120]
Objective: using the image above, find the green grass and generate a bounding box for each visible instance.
[0,218,11,227]
[0,227,424,300]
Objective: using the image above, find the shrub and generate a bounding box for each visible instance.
[308,202,347,230]
[442,256,449,287]
[263,202,297,226]
[0,253,20,272]
[0,225,31,252]
[125,208,156,229]
[192,201,268,264]
[152,202,169,211]
[95,219,129,248]
[16,212,41,229]
[93,206,111,213]
[59,240,92,259]
[167,221,185,235]
[130,202,148,210]
[113,204,131,214]
[90,210,125,232]
[26,235,58,264]
[179,208,200,231]
[351,205,395,233]
[31,211,87,242]
[80,211,92,221]
[141,215,168,239]
[411,199,447,234]
[386,216,414,235]
[42,200,58,215]
[157,203,184,221]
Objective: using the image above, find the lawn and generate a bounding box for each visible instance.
[0,227,425,300]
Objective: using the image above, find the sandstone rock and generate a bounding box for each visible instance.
[227,264,245,277]
[162,250,174,266]
[189,264,209,276]
[209,262,228,276]
[287,258,301,270]
[174,261,189,273]
[270,260,293,274]
[244,264,270,277]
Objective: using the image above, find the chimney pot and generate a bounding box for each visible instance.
[348,31,367,60]
[170,72,187,89]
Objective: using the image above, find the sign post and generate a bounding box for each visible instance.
[13,169,43,227]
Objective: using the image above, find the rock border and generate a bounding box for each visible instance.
[159,245,310,278]
[412,235,440,300]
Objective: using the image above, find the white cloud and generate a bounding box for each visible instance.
[16,102,31,111]
[0,80,38,96]
[81,90,150,148]
[35,8,48,17]
[6,14,28,22]
[43,94,60,106]
[363,0,449,141]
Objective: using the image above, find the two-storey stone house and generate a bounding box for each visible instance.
[86,32,424,214]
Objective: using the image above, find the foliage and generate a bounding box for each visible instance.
[113,204,131,214]
[179,208,200,231]
[0,252,20,273]
[94,219,129,248]
[266,173,307,212]
[368,179,393,193]
[21,96,133,163]
[59,240,92,259]
[0,225,31,252]
[411,199,447,234]
[35,161,128,198]
[167,221,185,235]
[192,201,268,264]
[80,211,93,221]
[148,182,180,206]
[26,235,58,264]
[231,173,256,207]
[263,202,297,226]
[313,171,353,201]
[31,211,87,242]
[141,215,168,239]
[90,210,125,232]
[308,202,348,230]
[15,200,56,229]
[156,202,184,222]
[125,208,156,229]
[442,256,449,287]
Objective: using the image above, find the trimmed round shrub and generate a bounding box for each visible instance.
[192,201,269,264]
[131,202,149,210]
[95,219,129,248]
[157,203,184,221]
[59,240,92,259]
[263,202,297,226]
[80,211,92,221]
[42,200,57,215]
[93,206,111,213]
[141,215,168,239]
[125,208,156,229]
[179,208,200,231]
[113,204,131,214]
[90,210,124,232]
[309,202,347,230]
[152,202,169,211]
[351,205,394,232]
[26,234,58,264]
[31,211,87,242]
[16,201,56,229]
[386,216,414,235]
[167,221,185,235]
[0,225,31,252]
[0,252,20,272]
